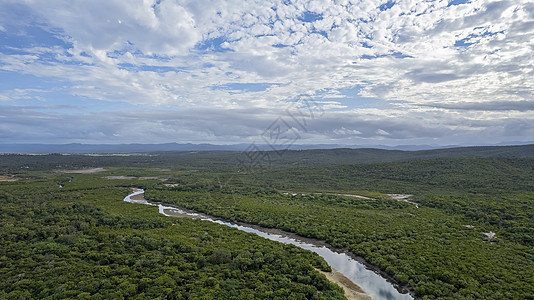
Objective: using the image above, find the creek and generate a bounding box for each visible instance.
[124,189,413,300]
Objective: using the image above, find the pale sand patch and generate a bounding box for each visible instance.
[107,176,166,180]
[387,194,419,208]
[315,268,371,300]
[151,168,171,172]
[106,176,135,180]
[338,194,373,200]
[308,192,373,200]
[482,231,496,241]
[164,183,180,187]
[62,168,106,174]
[0,176,18,182]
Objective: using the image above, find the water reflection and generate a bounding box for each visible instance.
[125,190,413,300]
[379,289,397,300]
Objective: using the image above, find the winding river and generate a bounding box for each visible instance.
[124,189,413,300]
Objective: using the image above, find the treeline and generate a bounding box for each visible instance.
[155,157,534,196]
[2,143,534,174]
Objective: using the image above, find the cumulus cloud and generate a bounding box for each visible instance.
[419,100,534,111]
[0,0,533,145]
[20,0,202,56]
[1,101,533,146]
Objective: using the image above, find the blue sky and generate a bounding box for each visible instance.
[1,0,533,146]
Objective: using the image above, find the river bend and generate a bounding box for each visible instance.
[124,189,413,300]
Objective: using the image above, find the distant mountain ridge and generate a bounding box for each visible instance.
[270,144,534,165]
[1,144,534,170]
[2,142,534,154]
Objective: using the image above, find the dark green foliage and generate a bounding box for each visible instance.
[2,148,534,299]
[231,157,534,194]
[145,189,534,299]
[0,180,343,299]
[1,143,534,174]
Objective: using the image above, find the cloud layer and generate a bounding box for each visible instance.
[0,0,533,145]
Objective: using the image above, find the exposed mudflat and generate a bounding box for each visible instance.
[129,192,146,201]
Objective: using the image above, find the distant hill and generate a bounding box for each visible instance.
[2,142,533,155]
[268,144,534,165]
[2,144,534,172]
[0,142,444,153]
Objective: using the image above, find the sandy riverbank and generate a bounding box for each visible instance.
[314,268,372,300]
[129,192,145,201]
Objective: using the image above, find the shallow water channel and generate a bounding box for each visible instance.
[124,189,413,300]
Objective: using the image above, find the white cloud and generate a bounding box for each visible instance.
[1,0,533,144]
[333,127,362,136]
[376,129,390,136]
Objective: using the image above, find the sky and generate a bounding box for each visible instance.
[0,0,533,147]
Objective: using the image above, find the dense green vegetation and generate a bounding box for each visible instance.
[1,143,534,174]
[144,155,534,299]
[1,146,534,299]
[145,189,534,299]
[0,177,343,299]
